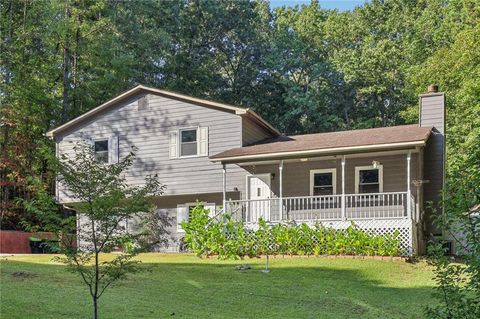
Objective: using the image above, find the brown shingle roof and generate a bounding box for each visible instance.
[211,124,432,162]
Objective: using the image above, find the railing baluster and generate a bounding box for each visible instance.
[308,197,311,221]
[384,194,387,218]
[372,194,375,219]
[396,193,399,217]
[390,193,392,217]
[225,191,413,226]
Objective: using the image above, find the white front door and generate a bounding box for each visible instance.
[248,174,271,222]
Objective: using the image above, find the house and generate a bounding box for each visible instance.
[46,84,445,255]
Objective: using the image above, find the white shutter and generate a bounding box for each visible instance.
[108,135,119,164]
[198,127,209,156]
[177,205,188,232]
[205,203,216,219]
[169,131,178,159]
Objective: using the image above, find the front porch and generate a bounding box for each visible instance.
[224,192,416,255]
[216,150,422,254]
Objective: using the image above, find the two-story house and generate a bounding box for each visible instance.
[46,84,445,255]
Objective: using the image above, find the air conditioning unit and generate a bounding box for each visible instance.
[431,234,455,256]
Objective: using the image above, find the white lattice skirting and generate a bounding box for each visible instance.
[245,218,415,256]
[318,219,414,255]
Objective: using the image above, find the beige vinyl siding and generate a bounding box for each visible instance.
[56,93,246,203]
[242,154,419,199]
[242,117,274,146]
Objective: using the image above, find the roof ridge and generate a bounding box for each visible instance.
[286,124,424,138]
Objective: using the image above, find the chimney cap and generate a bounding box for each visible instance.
[427,84,439,93]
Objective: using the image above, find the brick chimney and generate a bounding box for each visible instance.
[419,85,446,231]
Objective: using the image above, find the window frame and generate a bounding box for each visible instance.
[93,138,109,164]
[355,165,384,194]
[309,168,337,196]
[177,202,215,233]
[178,127,199,158]
[177,203,196,233]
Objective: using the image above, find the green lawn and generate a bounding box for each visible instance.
[1,254,435,319]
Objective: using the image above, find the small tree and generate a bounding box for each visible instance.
[26,143,164,319]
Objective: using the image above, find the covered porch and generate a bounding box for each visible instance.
[210,125,431,254]
[220,150,419,224]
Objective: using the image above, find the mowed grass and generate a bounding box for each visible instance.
[1,254,435,319]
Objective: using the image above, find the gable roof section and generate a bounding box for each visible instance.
[211,124,433,162]
[46,85,280,137]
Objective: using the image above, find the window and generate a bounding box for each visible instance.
[355,165,383,193]
[310,169,336,195]
[176,205,191,233]
[177,203,215,232]
[180,129,198,156]
[169,127,208,159]
[94,140,109,163]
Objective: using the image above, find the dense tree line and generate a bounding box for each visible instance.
[1,0,479,229]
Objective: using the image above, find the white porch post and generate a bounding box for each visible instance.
[341,156,346,220]
[279,160,284,220]
[222,163,227,212]
[407,151,412,218]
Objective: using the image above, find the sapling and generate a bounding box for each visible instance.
[25,143,164,319]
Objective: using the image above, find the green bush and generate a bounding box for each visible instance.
[182,204,402,259]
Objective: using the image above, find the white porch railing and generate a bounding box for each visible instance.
[225,192,413,223]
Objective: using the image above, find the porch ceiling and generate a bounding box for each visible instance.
[211,124,432,163]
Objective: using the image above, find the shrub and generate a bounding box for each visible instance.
[182,204,402,259]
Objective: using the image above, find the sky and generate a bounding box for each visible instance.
[270,0,368,11]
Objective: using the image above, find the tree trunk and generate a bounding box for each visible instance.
[72,18,80,116]
[93,295,98,319]
[62,45,70,123]
[62,3,70,123]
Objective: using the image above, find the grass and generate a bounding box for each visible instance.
[0,253,435,319]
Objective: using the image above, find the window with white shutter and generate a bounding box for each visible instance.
[170,126,209,159]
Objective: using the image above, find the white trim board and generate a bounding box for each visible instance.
[212,141,426,162]
[235,149,419,166]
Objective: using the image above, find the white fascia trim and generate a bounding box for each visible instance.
[211,140,426,162]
